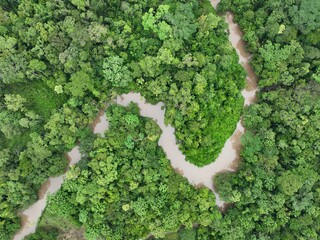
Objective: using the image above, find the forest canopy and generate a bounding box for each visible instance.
[28,104,221,239]
[209,0,320,239]
[0,0,244,238]
[2,0,320,239]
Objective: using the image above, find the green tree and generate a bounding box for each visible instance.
[103,56,132,88]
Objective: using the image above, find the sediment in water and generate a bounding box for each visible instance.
[14,2,258,238]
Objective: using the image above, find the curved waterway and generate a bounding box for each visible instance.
[13,147,82,240]
[14,2,258,239]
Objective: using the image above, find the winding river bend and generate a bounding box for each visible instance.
[14,2,258,239]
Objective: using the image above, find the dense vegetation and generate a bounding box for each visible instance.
[0,0,244,238]
[208,0,320,239]
[28,104,220,239]
[2,0,320,239]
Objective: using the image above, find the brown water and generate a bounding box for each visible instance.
[13,2,258,238]
[92,109,109,137]
[115,93,245,206]
[212,0,258,103]
[13,147,82,240]
[224,12,258,105]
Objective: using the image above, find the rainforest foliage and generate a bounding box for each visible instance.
[0,0,244,238]
[28,104,221,240]
[2,0,320,239]
[208,0,320,239]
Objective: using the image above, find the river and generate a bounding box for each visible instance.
[13,2,258,239]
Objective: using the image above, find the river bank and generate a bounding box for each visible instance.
[13,2,258,239]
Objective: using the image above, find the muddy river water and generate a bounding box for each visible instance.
[13,2,258,239]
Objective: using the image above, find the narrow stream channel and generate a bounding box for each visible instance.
[13,2,258,239]
[13,147,82,240]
